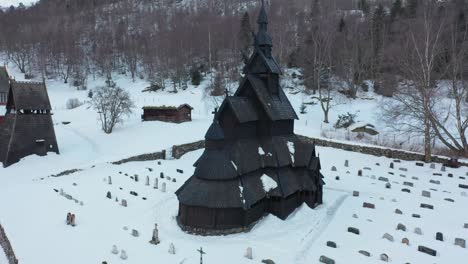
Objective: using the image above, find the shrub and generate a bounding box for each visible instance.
[66,98,83,110]
[334,112,357,129]
[190,69,203,86]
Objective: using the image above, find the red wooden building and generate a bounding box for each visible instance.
[141,104,193,123]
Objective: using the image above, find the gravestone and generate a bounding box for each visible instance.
[132,229,139,237]
[358,250,371,257]
[414,227,423,235]
[172,178,176,182]
[436,232,443,241]
[420,203,434,210]
[416,162,424,167]
[111,245,119,254]
[335,176,340,181]
[135,175,139,182]
[326,241,337,248]
[378,177,389,182]
[319,255,335,264]
[385,183,391,189]
[66,212,71,225]
[121,199,127,207]
[412,214,421,218]
[402,238,409,245]
[395,209,403,215]
[397,223,406,232]
[444,198,454,202]
[352,214,358,219]
[430,180,440,185]
[177,169,184,174]
[154,178,159,189]
[380,253,389,262]
[422,190,431,198]
[169,243,176,255]
[146,176,150,186]
[401,188,411,193]
[345,160,349,167]
[244,247,252,259]
[418,246,436,256]
[403,182,414,187]
[161,182,166,192]
[390,162,394,169]
[70,214,76,227]
[108,176,112,185]
[358,170,363,176]
[399,168,408,172]
[331,166,337,172]
[348,227,360,235]
[382,233,394,242]
[120,250,128,260]
[160,172,164,178]
[363,202,375,209]
[353,191,359,197]
[455,238,466,248]
[150,224,160,245]
[430,163,435,169]
[441,166,446,172]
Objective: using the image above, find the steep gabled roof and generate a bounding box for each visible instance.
[10,81,51,110]
[236,74,298,121]
[218,96,259,123]
[205,120,225,140]
[0,67,9,94]
[243,49,282,75]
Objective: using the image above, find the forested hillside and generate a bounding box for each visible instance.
[0,0,467,157]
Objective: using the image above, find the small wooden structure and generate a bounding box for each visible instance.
[175,4,324,235]
[142,104,193,123]
[0,80,59,167]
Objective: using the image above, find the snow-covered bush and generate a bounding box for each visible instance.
[66,98,83,110]
[334,112,357,129]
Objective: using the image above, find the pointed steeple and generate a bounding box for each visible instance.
[255,0,272,49]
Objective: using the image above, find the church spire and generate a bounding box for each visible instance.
[255,0,272,49]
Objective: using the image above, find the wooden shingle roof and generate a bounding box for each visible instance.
[0,67,9,94]
[10,81,51,110]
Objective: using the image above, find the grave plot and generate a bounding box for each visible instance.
[0,147,466,264]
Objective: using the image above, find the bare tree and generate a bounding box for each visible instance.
[90,82,134,134]
[383,1,445,161]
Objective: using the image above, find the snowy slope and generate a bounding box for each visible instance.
[0,0,38,7]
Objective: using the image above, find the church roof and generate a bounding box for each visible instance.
[218,96,259,123]
[10,81,52,110]
[240,74,298,121]
[205,120,225,140]
[0,67,9,94]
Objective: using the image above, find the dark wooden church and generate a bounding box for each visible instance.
[0,80,59,167]
[176,4,324,235]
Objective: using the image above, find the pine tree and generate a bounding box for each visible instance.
[358,0,370,16]
[371,4,386,79]
[406,0,418,18]
[239,12,253,63]
[390,0,403,20]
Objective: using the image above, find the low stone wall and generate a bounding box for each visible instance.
[298,135,468,167]
[111,135,466,167]
[172,140,205,159]
[112,150,166,165]
[0,223,19,264]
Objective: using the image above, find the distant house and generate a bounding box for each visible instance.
[142,104,193,123]
[0,80,59,167]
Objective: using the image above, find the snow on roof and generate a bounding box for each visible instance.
[261,174,277,192]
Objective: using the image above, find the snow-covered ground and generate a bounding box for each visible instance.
[0,0,37,8]
[0,62,467,263]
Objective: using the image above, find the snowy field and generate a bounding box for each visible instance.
[0,147,467,264]
[0,62,467,263]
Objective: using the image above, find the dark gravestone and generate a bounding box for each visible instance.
[160,172,164,179]
[401,188,411,193]
[261,260,275,264]
[106,191,112,199]
[130,191,138,196]
[436,232,443,241]
[455,238,466,248]
[397,223,406,232]
[394,160,401,163]
[364,167,372,171]
[433,173,442,176]
[422,190,431,198]
[353,191,359,197]
[420,203,434,210]
[176,169,183,174]
[378,177,389,182]
[459,184,468,189]
[385,183,391,189]
[418,246,436,256]
[430,180,440,185]
[358,250,371,257]
[172,178,176,182]
[399,168,408,172]
[412,214,421,218]
[319,256,335,264]
[390,162,394,169]
[403,182,414,187]
[416,162,424,167]
[444,198,454,202]
[348,227,360,235]
[363,202,375,209]
[358,170,363,176]
[326,241,337,248]
[448,173,453,178]
[395,209,403,215]
[335,176,340,181]
[331,166,337,172]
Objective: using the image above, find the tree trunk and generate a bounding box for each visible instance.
[424,116,432,162]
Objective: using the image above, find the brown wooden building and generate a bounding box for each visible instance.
[142,104,193,123]
[0,80,59,167]
[0,66,9,106]
[176,4,324,235]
